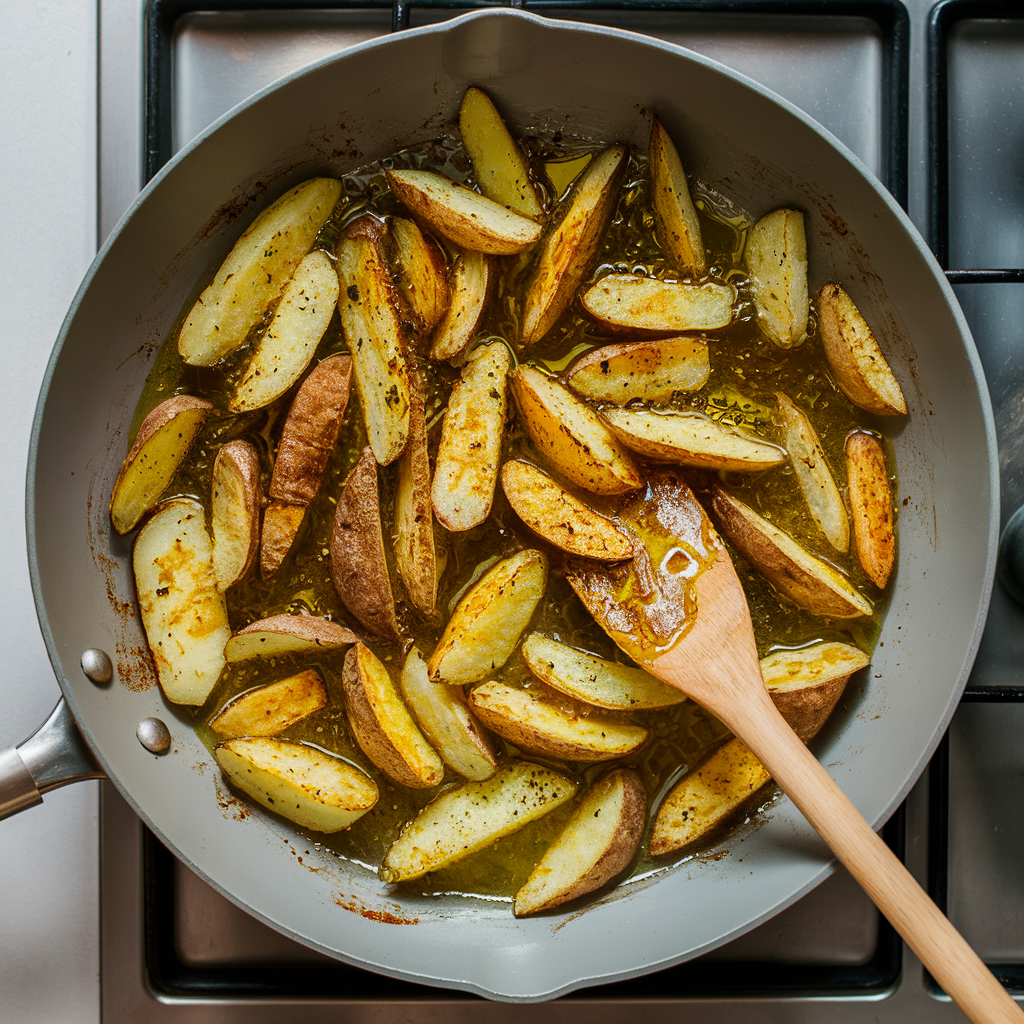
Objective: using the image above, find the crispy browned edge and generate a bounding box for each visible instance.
[845,430,896,589]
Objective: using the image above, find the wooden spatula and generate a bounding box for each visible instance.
[566,472,1022,1024]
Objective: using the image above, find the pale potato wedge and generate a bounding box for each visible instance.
[259,500,305,578]
[336,215,411,465]
[511,365,643,495]
[343,643,444,789]
[380,761,576,883]
[520,145,628,347]
[566,336,710,405]
[389,216,450,333]
[398,647,498,782]
[330,446,402,640]
[776,392,849,552]
[134,498,229,705]
[708,485,872,618]
[648,116,706,276]
[745,208,808,348]
[215,737,378,833]
[500,460,633,561]
[431,341,510,531]
[580,275,734,333]
[224,614,359,662]
[428,548,548,685]
[459,86,544,220]
[211,439,261,590]
[521,633,685,710]
[209,668,328,739]
[386,168,542,255]
[762,641,869,743]
[110,395,212,535]
[429,248,492,362]
[228,250,340,412]
[818,283,907,416]
[514,768,645,916]
[602,408,786,471]
[468,681,650,761]
[178,177,341,366]
[846,430,896,588]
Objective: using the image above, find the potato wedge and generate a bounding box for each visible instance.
[398,647,498,782]
[459,86,544,220]
[818,283,907,416]
[110,395,212,535]
[133,498,229,705]
[649,116,706,276]
[521,633,685,710]
[580,275,734,333]
[259,500,306,578]
[511,366,643,495]
[343,643,444,789]
[428,548,548,685]
[566,336,710,405]
[211,439,261,590]
[330,446,402,640]
[514,768,645,916]
[846,430,896,588]
[389,216,449,333]
[224,614,359,662]
[429,248,492,362]
[520,145,628,347]
[380,761,576,883]
[431,341,510,531]
[500,460,633,561]
[385,168,542,255]
[776,392,849,552]
[708,485,872,618]
[336,215,411,465]
[468,681,650,761]
[745,208,808,348]
[209,669,328,739]
[602,407,786,471]
[178,177,341,366]
[215,737,377,833]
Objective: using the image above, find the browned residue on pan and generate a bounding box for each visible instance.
[212,771,253,823]
[335,895,419,926]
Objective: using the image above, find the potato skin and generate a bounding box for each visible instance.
[211,439,261,590]
[846,430,896,588]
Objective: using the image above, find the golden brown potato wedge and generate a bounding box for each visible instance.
[429,248,492,362]
[215,737,378,833]
[259,501,306,579]
[468,681,650,762]
[818,283,907,416]
[330,446,402,640]
[428,548,548,685]
[209,668,328,739]
[745,208,808,348]
[566,336,710,405]
[648,116,706,276]
[380,761,576,883]
[133,498,229,705]
[336,215,411,465]
[513,768,645,916]
[520,145,628,347]
[459,86,544,220]
[708,485,872,618]
[225,614,359,662]
[389,216,450,333]
[178,177,341,366]
[431,341,510,531]
[500,460,632,561]
[511,365,643,496]
[398,647,498,782]
[211,439,261,590]
[776,392,849,552]
[385,168,542,255]
[602,408,786,471]
[846,430,896,588]
[110,395,212,535]
[580,275,734,333]
[343,643,444,789]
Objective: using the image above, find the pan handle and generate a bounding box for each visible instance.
[0,699,105,821]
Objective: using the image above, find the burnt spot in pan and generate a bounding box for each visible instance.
[335,896,419,926]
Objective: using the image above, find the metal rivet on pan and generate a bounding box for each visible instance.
[137,718,171,755]
[81,648,113,685]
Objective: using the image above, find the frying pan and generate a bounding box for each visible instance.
[4,8,997,1002]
